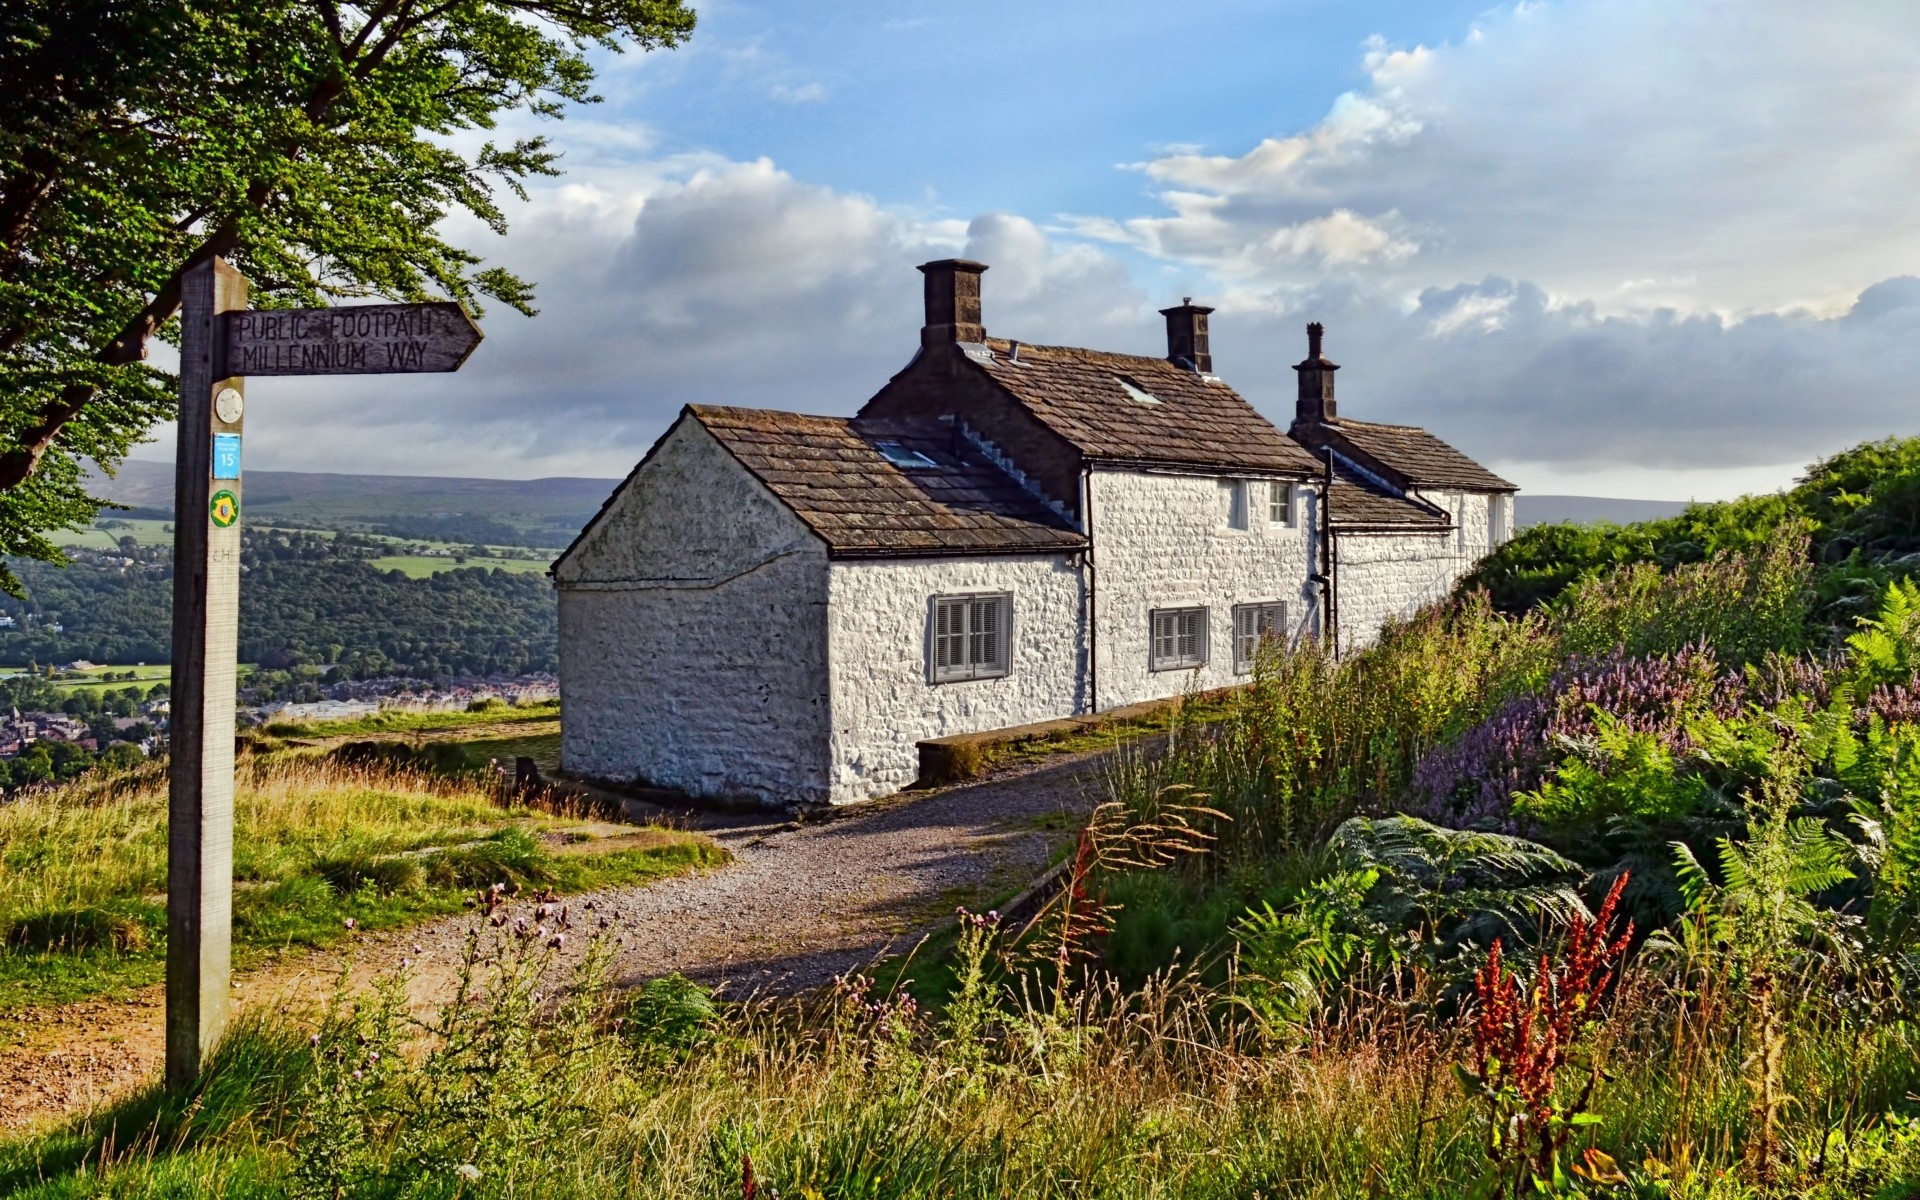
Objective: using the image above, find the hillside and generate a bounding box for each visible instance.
[86,458,1680,541]
[84,459,614,548]
[2,531,555,677]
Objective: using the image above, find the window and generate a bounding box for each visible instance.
[1150,607,1209,671]
[1269,482,1296,527]
[1233,602,1288,673]
[877,441,938,469]
[1489,494,1513,546]
[931,593,1011,682]
[1116,376,1162,406]
[1220,480,1249,530]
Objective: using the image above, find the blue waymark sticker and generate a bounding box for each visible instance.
[212,433,241,480]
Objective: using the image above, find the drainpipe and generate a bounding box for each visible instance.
[1316,448,1337,654]
[1080,465,1098,714]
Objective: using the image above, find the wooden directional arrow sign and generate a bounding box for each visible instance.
[166,270,484,1093]
[222,301,482,376]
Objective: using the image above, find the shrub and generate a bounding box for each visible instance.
[311,848,425,897]
[4,902,152,953]
[620,973,719,1052]
[421,827,548,890]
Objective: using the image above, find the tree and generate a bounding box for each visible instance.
[0,0,694,586]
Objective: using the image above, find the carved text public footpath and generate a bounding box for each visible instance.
[226,301,481,375]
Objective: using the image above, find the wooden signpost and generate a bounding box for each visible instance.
[166,258,481,1089]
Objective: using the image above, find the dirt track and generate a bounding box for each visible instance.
[0,750,1115,1135]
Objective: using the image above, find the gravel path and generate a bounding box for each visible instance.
[0,750,1116,1135]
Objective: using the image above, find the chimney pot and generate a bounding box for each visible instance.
[1158,299,1215,373]
[918,259,988,346]
[1293,321,1339,426]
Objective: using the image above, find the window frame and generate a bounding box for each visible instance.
[1269,481,1296,528]
[876,440,939,470]
[929,592,1013,683]
[1232,601,1288,673]
[1149,606,1210,672]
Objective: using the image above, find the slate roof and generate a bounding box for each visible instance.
[973,339,1323,475]
[1325,419,1515,492]
[1326,459,1450,531]
[689,405,1086,557]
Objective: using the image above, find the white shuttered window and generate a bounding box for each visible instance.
[1233,602,1287,673]
[1149,607,1209,671]
[931,593,1012,682]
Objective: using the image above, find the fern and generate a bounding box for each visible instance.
[1325,816,1588,946]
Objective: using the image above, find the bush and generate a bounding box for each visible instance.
[421,827,548,890]
[619,973,718,1052]
[311,849,425,897]
[5,902,153,953]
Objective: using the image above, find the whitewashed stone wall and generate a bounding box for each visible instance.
[826,554,1084,803]
[1090,468,1320,708]
[555,420,834,804]
[1335,490,1509,652]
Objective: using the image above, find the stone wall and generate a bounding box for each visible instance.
[555,420,834,804]
[826,553,1084,803]
[1334,490,1501,652]
[1090,468,1320,708]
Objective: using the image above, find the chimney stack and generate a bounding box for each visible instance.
[918,259,988,347]
[1293,321,1338,426]
[1158,298,1214,373]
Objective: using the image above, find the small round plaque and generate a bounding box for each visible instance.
[214,387,244,424]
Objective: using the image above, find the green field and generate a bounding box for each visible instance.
[56,517,556,580]
[55,519,174,550]
[366,554,552,578]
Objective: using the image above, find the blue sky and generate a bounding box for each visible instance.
[221,0,1920,501]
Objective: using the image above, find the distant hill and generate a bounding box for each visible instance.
[85,459,616,548]
[84,460,1688,542]
[1516,495,1691,528]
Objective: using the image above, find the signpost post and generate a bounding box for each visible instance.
[165,257,482,1089]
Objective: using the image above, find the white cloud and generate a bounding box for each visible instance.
[1095,0,1920,316]
[235,163,1153,479]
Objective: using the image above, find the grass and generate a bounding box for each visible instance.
[261,700,558,740]
[365,554,552,578]
[1,913,1913,1199]
[52,519,174,550]
[0,754,721,1016]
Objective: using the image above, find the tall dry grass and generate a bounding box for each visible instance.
[0,757,516,932]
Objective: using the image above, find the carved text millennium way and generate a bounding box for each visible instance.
[234,338,433,373]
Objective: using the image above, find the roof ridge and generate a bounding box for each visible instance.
[688,403,852,427]
[1333,417,1428,433]
[981,337,1173,367]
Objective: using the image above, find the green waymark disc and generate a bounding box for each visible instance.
[209,489,239,528]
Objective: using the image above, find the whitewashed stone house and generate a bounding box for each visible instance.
[553,259,1514,805]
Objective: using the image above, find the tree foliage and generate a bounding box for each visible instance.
[1462,435,1920,622]
[0,531,555,677]
[0,0,694,584]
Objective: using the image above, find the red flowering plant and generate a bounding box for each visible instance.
[1459,872,1636,1196]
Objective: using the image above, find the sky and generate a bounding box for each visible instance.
[189,0,1920,500]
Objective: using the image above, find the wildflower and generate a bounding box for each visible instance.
[343,917,357,930]
[412,943,423,955]
[309,1033,321,1046]
[549,934,565,949]
[538,902,556,920]
[455,1163,482,1181]
[351,1069,363,1080]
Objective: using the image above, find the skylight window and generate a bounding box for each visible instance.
[1117,377,1162,406]
[876,441,938,469]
